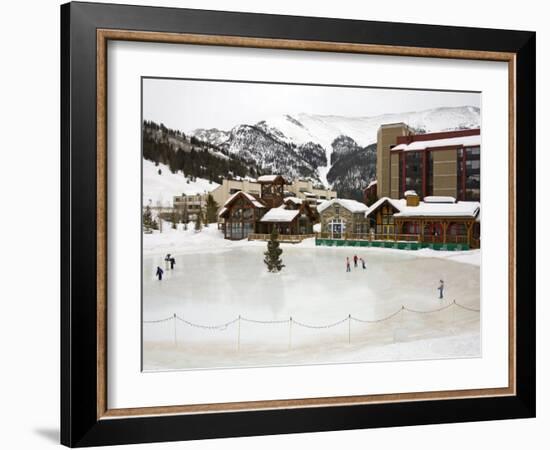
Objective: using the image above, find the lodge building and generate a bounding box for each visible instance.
[211,176,337,209]
[365,191,480,247]
[377,123,480,201]
[317,198,369,239]
[218,175,318,240]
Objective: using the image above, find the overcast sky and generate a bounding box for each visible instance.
[143,77,480,132]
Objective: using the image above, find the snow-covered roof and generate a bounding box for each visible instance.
[423,196,456,204]
[317,198,368,214]
[392,133,480,152]
[222,191,264,208]
[366,180,377,189]
[365,197,405,217]
[257,175,286,183]
[365,196,480,219]
[284,196,303,205]
[259,208,300,223]
[394,201,480,218]
[217,207,227,217]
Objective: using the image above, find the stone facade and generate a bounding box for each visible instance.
[319,202,369,238]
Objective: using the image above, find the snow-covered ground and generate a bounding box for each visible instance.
[142,159,219,207]
[143,226,480,370]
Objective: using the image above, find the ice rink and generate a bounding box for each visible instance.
[142,228,480,371]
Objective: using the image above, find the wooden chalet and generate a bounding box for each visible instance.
[365,191,481,248]
[218,176,319,241]
[257,197,317,235]
[218,191,267,240]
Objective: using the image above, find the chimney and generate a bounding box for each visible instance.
[404,190,419,207]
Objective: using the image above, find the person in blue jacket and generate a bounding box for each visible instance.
[156,266,164,281]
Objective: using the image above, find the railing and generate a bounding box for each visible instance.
[248,233,316,242]
[316,232,469,245]
[316,232,420,242]
[143,300,480,350]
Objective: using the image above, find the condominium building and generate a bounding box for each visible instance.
[377,123,480,201]
[210,177,337,209]
[172,193,206,220]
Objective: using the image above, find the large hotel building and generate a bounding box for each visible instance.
[376,123,480,201]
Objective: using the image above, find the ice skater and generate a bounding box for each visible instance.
[156,266,164,281]
[438,279,444,299]
[353,254,358,268]
[360,258,366,270]
[164,253,172,270]
[169,256,176,270]
[346,257,351,273]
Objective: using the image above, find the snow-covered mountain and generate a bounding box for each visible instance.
[187,105,480,198]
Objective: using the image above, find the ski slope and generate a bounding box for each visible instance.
[142,159,219,207]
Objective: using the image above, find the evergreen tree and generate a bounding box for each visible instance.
[194,210,203,232]
[143,205,153,230]
[264,228,285,273]
[205,194,219,224]
[170,209,178,229]
[142,205,158,231]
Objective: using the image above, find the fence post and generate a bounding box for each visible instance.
[288,317,293,350]
[237,315,241,352]
[452,299,456,334]
[348,314,351,344]
[173,313,177,347]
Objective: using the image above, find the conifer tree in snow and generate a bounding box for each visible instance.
[264,228,285,273]
[205,194,219,224]
[170,209,178,230]
[142,205,158,231]
[194,211,203,232]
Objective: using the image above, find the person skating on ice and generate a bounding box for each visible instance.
[169,256,175,270]
[353,254,358,268]
[438,279,444,299]
[360,258,366,270]
[164,253,171,270]
[346,257,351,273]
[156,266,164,281]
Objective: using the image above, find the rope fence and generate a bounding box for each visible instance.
[143,299,479,349]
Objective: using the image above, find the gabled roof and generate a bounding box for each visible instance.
[365,197,404,217]
[219,191,266,218]
[317,198,368,214]
[222,190,265,208]
[259,207,300,223]
[365,196,480,219]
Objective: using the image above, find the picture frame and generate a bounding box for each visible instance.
[60,1,536,447]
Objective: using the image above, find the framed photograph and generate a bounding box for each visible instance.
[61,1,536,447]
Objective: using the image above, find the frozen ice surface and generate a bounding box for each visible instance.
[143,227,480,370]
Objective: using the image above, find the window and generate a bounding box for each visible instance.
[405,152,423,195]
[242,208,253,220]
[334,206,340,216]
[465,146,480,201]
[457,147,480,201]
